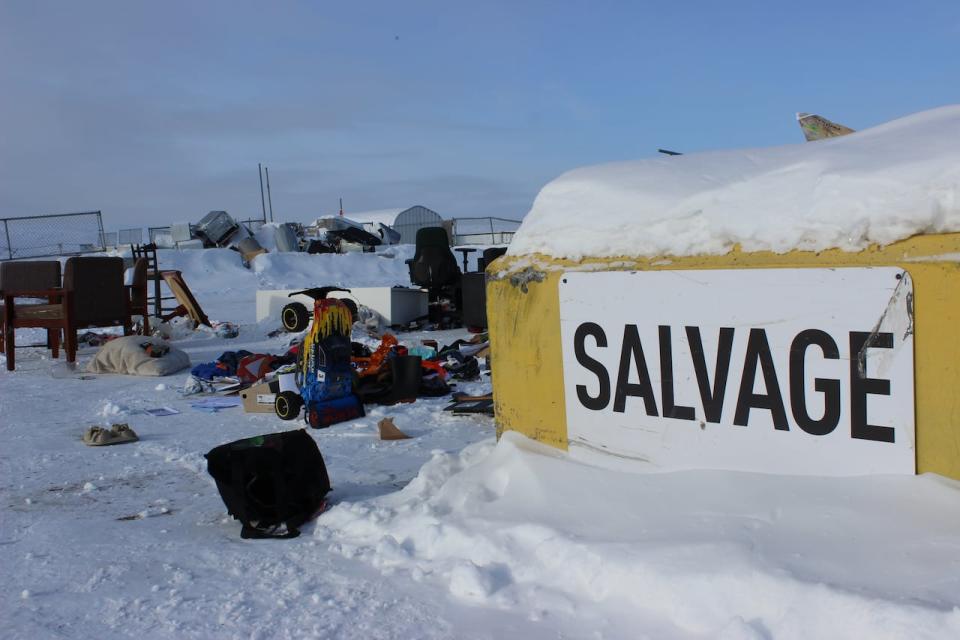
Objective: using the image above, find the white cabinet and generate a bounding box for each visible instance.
[255,287,428,327]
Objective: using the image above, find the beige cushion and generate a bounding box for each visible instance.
[86,335,190,376]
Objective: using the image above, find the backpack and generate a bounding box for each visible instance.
[205,430,330,539]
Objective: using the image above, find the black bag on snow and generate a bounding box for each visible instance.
[205,429,330,539]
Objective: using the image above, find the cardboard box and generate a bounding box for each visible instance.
[240,378,281,413]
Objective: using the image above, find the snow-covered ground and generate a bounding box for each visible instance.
[3,245,960,638]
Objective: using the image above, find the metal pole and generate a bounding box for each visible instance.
[258,163,267,224]
[489,217,495,244]
[96,211,106,253]
[4,220,12,260]
[265,167,274,222]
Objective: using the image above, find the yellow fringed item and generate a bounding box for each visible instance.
[301,300,353,374]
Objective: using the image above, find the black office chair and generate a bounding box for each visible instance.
[406,227,460,289]
[405,227,461,324]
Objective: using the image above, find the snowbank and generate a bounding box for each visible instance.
[319,432,960,638]
[509,105,960,260]
[157,246,413,290]
[149,247,414,324]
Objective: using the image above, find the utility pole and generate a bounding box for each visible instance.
[265,166,274,223]
[258,163,267,224]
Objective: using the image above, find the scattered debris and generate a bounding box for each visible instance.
[377,417,412,440]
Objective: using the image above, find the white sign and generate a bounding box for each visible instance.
[559,268,915,476]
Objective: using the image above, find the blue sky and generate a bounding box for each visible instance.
[1,1,957,229]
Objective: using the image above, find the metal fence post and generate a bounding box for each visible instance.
[4,220,11,260]
[96,211,106,252]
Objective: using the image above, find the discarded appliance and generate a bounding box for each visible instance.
[303,216,384,252]
[363,222,401,245]
[235,236,267,263]
[275,223,301,252]
[194,211,240,247]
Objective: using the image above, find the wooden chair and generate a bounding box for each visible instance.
[159,270,212,328]
[128,257,150,335]
[3,257,130,371]
[131,243,163,319]
[0,260,63,358]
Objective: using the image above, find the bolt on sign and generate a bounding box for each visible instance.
[559,268,915,476]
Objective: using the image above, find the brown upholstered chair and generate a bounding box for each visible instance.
[0,260,63,358]
[128,257,150,335]
[3,256,130,371]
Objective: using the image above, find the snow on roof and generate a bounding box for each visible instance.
[508,105,960,260]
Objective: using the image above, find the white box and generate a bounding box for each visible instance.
[256,287,428,327]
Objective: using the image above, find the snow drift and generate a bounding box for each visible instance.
[509,105,960,260]
[320,432,960,639]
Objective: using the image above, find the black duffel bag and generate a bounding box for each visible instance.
[205,429,331,539]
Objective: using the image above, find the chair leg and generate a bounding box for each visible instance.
[50,329,60,359]
[142,313,150,336]
[4,324,14,371]
[123,319,133,336]
[65,328,77,364]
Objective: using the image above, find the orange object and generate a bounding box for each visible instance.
[419,358,447,380]
[354,333,398,377]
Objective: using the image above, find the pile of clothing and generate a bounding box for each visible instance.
[186,347,298,394]
[353,333,488,405]
[184,334,489,408]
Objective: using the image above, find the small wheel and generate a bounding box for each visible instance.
[275,391,303,420]
[281,303,310,332]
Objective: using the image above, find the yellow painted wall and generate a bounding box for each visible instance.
[487,232,960,478]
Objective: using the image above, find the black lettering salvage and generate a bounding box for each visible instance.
[571,322,898,443]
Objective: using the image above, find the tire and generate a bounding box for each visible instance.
[275,391,303,421]
[281,303,310,332]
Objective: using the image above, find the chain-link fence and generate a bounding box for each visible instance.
[0,211,106,260]
[451,217,521,245]
[118,228,143,245]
